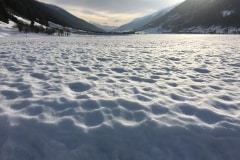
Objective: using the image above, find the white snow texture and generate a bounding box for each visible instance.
[0,35,240,160]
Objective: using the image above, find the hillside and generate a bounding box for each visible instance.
[141,0,240,33]
[1,0,103,32]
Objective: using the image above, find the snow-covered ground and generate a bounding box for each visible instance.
[143,26,240,34]
[0,21,19,38]
[0,21,40,38]
[0,35,240,160]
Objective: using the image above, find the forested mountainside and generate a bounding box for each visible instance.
[141,0,240,33]
[0,0,103,32]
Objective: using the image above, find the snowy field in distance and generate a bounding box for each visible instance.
[0,35,240,160]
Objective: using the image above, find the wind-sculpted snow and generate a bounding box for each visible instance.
[0,35,240,160]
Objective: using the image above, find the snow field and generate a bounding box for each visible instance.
[0,35,240,160]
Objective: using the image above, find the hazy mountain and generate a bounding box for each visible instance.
[92,23,117,32]
[2,0,103,32]
[141,0,240,33]
[114,5,177,32]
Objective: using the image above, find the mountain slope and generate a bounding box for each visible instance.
[142,0,240,33]
[3,0,103,32]
[115,5,177,32]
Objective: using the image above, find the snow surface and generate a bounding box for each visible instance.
[0,35,240,160]
[13,15,31,25]
[222,10,235,17]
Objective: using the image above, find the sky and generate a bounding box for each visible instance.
[38,0,184,26]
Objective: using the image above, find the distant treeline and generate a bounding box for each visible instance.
[88,31,136,35]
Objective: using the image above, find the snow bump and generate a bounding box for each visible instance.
[68,82,91,92]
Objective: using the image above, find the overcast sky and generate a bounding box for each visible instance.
[38,0,184,26]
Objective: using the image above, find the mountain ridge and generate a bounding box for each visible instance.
[1,0,240,34]
[114,5,177,32]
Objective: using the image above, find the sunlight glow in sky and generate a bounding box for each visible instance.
[38,0,184,26]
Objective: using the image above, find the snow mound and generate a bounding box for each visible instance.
[0,35,240,160]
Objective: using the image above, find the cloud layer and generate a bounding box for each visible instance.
[38,0,183,26]
[49,0,181,13]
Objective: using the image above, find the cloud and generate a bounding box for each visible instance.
[81,10,108,18]
[41,0,182,13]
[70,8,142,26]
